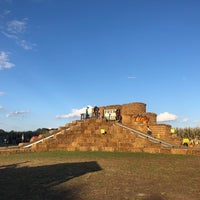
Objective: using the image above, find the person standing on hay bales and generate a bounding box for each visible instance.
[116,109,120,120]
[147,125,152,136]
[86,106,90,119]
[116,109,122,123]
[94,106,99,118]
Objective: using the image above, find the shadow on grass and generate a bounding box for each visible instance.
[0,161,102,200]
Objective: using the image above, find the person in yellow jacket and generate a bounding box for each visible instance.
[182,138,189,147]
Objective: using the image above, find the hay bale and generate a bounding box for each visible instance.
[121,102,146,115]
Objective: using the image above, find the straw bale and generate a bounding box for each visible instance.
[119,142,133,148]
[84,130,92,134]
[131,148,143,152]
[160,148,171,154]
[143,147,161,154]
[66,147,77,151]
[145,112,157,124]
[121,102,146,115]
[103,147,115,152]
[79,146,90,151]
[58,126,66,131]
[171,149,187,155]
[91,146,101,151]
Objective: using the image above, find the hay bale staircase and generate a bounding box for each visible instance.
[24,118,179,154]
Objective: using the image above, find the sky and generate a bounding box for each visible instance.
[0,0,200,131]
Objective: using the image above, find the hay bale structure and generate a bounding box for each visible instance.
[24,102,200,155]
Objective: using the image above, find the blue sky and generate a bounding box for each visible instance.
[0,0,200,131]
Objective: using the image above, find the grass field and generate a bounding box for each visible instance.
[0,151,200,200]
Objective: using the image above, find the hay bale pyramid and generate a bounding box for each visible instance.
[24,102,200,155]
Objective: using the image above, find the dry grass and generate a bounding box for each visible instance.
[0,151,200,200]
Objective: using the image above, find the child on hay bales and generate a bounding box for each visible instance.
[147,125,152,136]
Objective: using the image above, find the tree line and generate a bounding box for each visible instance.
[0,128,52,146]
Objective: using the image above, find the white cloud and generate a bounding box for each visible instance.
[0,106,4,110]
[56,106,93,119]
[0,91,5,96]
[0,51,15,70]
[6,110,30,118]
[157,112,178,122]
[182,118,189,123]
[1,31,17,40]
[0,10,11,19]
[1,17,36,50]
[17,39,36,50]
[6,19,27,34]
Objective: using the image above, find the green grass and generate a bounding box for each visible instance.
[0,150,194,159]
[0,151,200,200]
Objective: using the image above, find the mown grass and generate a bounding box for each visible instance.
[0,151,200,200]
[0,150,195,160]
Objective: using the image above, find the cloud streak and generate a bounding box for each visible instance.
[17,39,36,50]
[128,76,136,79]
[6,19,27,34]
[56,106,93,119]
[157,112,178,122]
[6,110,30,118]
[0,91,5,96]
[1,16,36,50]
[0,51,15,70]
